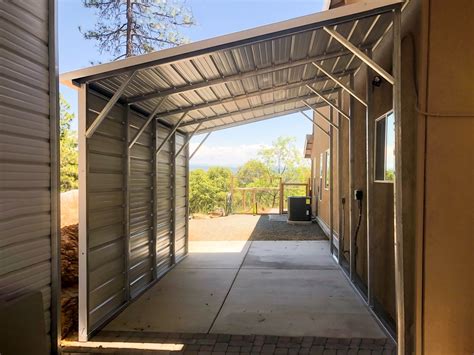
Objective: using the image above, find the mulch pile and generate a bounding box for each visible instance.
[61,224,79,339]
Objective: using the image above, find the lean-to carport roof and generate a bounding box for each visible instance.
[61,0,401,134]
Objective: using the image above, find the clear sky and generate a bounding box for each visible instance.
[59,0,325,167]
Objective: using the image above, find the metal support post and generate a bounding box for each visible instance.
[329,107,334,256]
[151,117,158,278]
[349,74,356,282]
[124,104,131,300]
[86,71,137,138]
[337,90,343,265]
[171,133,176,265]
[392,8,405,355]
[365,49,375,308]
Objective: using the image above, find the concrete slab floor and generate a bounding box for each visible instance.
[103,240,386,340]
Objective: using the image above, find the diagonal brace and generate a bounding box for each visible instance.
[312,62,367,107]
[300,111,330,136]
[190,132,211,160]
[301,100,339,129]
[129,98,166,149]
[323,26,395,85]
[86,71,137,138]
[175,122,203,159]
[306,85,350,120]
[155,112,188,156]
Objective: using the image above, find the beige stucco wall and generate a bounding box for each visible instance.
[417,1,474,354]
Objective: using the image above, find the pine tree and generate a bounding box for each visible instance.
[80,0,194,60]
[60,95,79,192]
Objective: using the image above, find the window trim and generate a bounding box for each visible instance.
[374,109,395,184]
[319,153,324,201]
[324,149,330,190]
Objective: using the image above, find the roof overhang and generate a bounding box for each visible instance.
[61,0,402,134]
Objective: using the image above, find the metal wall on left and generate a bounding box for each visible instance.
[0,0,60,352]
[79,88,189,340]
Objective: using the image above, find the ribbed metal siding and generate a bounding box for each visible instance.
[155,124,173,275]
[0,0,55,345]
[128,111,154,297]
[86,91,127,331]
[174,133,188,261]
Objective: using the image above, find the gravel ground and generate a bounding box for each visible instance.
[190,214,327,241]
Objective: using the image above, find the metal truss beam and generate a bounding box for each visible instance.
[306,84,350,120]
[128,98,166,149]
[301,100,339,129]
[300,111,330,136]
[189,132,211,160]
[181,88,338,128]
[312,62,367,107]
[126,48,365,103]
[155,112,187,156]
[86,71,137,138]
[323,26,395,85]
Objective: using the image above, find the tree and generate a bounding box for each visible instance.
[189,167,233,214]
[60,96,79,192]
[81,0,194,60]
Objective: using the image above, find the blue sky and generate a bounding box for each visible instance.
[59,0,325,167]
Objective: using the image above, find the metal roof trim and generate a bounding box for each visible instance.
[60,0,401,88]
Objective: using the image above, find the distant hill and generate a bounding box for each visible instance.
[190,164,239,173]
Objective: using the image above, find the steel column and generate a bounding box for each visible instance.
[151,117,158,278]
[190,132,212,160]
[77,84,88,342]
[392,8,405,355]
[337,90,343,264]
[171,133,176,264]
[329,107,334,256]
[124,105,131,300]
[349,74,356,282]
[85,71,137,138]
[365,49,375,308]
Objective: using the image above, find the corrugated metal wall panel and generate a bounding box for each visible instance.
[86,91,127,332]
[174,133,188,262]
[128,112,154,298]
[0,0,55,349]
[155,124,173,275]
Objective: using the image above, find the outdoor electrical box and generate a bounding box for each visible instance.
[287,196,312,222]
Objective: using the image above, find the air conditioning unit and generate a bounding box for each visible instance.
[287,196,312,223]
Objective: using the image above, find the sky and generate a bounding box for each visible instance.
[58,0,325,167]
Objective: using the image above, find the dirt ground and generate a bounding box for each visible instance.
[190,214,327,241]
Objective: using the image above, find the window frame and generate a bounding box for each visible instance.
[319,153,324,201]
[374,110,395,183]
[324,149,330,190]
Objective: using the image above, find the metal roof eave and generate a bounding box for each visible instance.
[60,0,402,88]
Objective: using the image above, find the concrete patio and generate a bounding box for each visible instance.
[104,240,386,339]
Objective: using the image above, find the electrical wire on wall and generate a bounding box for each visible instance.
[353,191,363,275]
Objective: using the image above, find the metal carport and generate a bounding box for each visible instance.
[60,0,404,351]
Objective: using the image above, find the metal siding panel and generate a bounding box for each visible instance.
[0,0,54,346]
[174,132,188,262]
[86,91,127,333]
[155,123,173,274]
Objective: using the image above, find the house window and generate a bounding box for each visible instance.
[319,153,323,201]
[325,149,330,189]
[375,111,395,182]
